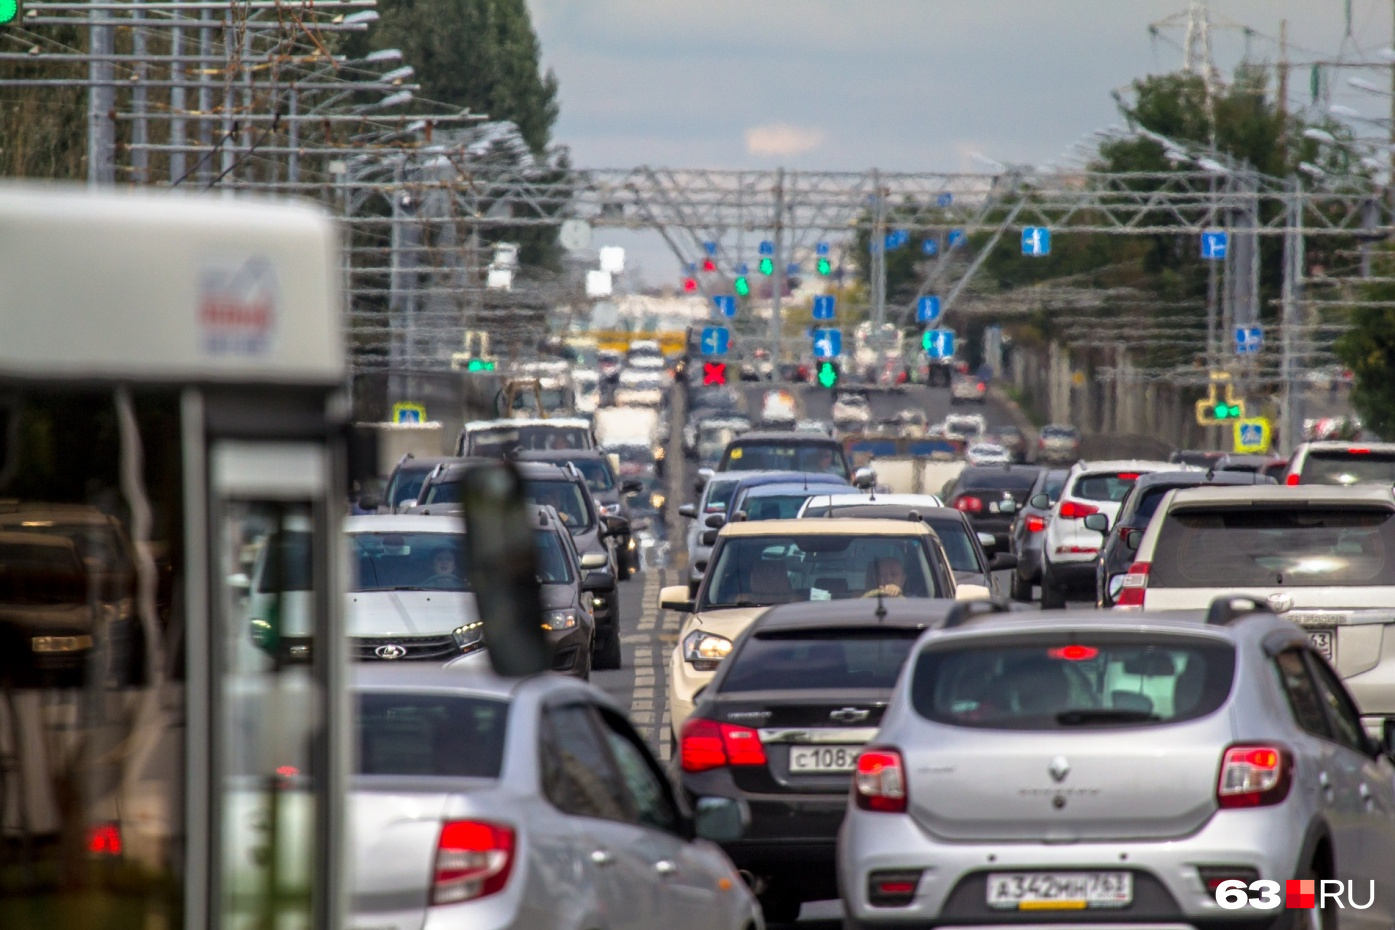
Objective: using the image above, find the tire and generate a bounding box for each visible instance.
[593,625,622,671]
[1276,866,1330,930]
[1039,563,1067,609]
[1009,570,1034,603]
[758,893,801,926]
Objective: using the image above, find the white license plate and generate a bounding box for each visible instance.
[789,746,859,773]
[1309,629,1336,664]
[986,872,1132,910]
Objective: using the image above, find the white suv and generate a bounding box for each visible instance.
[1119,484,1395,738]
[1286,440,1395,486]
[1038,460,1175,608]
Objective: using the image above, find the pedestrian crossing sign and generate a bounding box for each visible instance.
[1233,417,1271,454]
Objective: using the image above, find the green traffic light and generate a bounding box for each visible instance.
[1213,402,1239,419]
[758,257,774,276]
[734,276,750,297]
[816,257,832,276]
[0,0,17,23]
[817,361,839,388]
[921,332,934,351]
[466,358,496,372]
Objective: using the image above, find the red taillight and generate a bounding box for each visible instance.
[854,748,907,813]
[975,382,985,392]
[1048,645,1099,661]
[1057,500,1098,520]
[1115,561,1150,608]
[680,718,767,773]
[1025,515,1047,534]
[1117,472,1140,481]
[1350,448,1371,454]
[87,823,122,857]
[953,495,983,514]
[1286,473,1300,486]
[433,820,514,904]
[1217,745,1292,809]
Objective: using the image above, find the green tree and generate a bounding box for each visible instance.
[1336,249,1395,439]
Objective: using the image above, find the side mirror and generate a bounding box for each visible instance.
[692,796,749,843]
[621,478,644,494]
[853,466,877,489]
[678,503,698,519]
[357,494,380,512]
[704,513,726,529]
[700,529,718,546]
[1123,528,1144,551]
[581,570,615,592]
[659,584,696,613]
[1082,513,1110,533]
[998,498,1018,515]
[989,552,1018,572]
[602,515,631,538]
[954,583,992,601]
[579,552,609,571]
[1030,493,1050,510]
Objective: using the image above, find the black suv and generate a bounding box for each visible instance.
[939,463,1042,552]
[410,460,630,669]
[517,448,645,579]
[1092,468,1276,607]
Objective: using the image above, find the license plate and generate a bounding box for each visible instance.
[986,872,1132,910]
[1309,629,1336,664]
[789,746,858,773]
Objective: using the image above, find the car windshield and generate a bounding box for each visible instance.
[357,693,508,778]
[925,517,981,573]
[719,629,920,692]
[1301,450,1395,486]
[535,529,573,583]
[723,442,849,478]
[468,424,590,456]
[386,466,433,509]
[523,479,593,531]
[700,533,940,608]
[911,634,1235,730]
[560,457,614,492]
[348,532,470,592]
[1150,506,1395,588]
[1073,471,1143,502]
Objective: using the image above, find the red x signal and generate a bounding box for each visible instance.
[703,361,727,385]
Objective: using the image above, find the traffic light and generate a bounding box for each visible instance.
[0,0,18,25]
[816,256,832,276]
[1212,401,1242,419]
[703,361,727,386]
[702,258,716,272]
[758,257,774,276]
[1194,378,1245,426]
[466,358,496,372]
[734,275,750,297]
[816,360,840,389]
[683,277,698,292]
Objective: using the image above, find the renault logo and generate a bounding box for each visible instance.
[1048,755,1071,783]
[829,707,870,723]
[1267,593,1294,615]
[375,643,408,660]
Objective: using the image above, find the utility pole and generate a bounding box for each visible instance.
[1280,176,1306,454]
[770,167,785,361]
[87,0,116,185]
[870,168,886,326]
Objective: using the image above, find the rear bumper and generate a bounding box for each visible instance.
[1043,558,1097,591]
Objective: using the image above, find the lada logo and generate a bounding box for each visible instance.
[375,643,408,660]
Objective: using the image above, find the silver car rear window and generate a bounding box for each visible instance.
[357,693,508,778]
[910,634,1234,730]
[720,629,921,692]
[1151,506,1395,588]
[1301,451,1395,486]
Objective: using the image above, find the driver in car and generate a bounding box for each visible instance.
[863,557,906,598]
[423,548,465,588]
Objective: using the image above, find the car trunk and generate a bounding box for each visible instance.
[901,721,1227,842]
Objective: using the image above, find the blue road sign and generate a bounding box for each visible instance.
[922,238,939,256]
[1239,421,1264,446]
[686,261,697,274]
[737,263,749,275]
[885,230,909,250]
[917,295,942,324]
[812,295,836,320]
[391,401,426,424]
[786,262,800,275]
[703,240,718,256]
[700,326,730,355]
[712,295,737,318]
[948,229,966,248]
[925,329,955,359]
[1234,325,1263,355]
[758,240,774,256]
[812,328,842,358]
[1201,229,1228,260]
[937,192,953,207]
[1021,226,1051,256]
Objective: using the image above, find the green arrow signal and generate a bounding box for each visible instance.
[734,276,750,297]
[758,257,774,275]
[816,361,839,388]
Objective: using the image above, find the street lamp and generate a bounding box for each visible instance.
[1298,161,1327,180]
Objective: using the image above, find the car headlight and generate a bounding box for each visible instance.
[452,621,485,654]
[541,609,578,631]
[683,630,733,671]
[654,447,665,461]
[650,492,666,510]
[599,502,623,517]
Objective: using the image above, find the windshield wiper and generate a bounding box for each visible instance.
[1055,708,1160,725]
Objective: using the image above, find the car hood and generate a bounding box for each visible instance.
[688,605,770,641]
[540,583,575,610]
[346,591,478,636]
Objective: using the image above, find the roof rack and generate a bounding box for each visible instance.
[943,597,1014,629]
[1205,596,1272,626]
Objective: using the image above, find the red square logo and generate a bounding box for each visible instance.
[1287,879,1315,909]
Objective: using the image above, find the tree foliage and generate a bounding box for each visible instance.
[1335,250,1395,439]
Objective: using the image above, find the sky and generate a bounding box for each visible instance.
[527,0,1395,282]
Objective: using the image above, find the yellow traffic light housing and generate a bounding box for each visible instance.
[1195,375,1246,426]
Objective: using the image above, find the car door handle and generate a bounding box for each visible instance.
[654,860,677,878]
[590,849,615,867]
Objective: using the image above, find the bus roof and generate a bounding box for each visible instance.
[0,184,344,384]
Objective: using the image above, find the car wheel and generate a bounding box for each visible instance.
[1009,570,1033,603]
[593,625,622,670]
[1039,564,1067,609]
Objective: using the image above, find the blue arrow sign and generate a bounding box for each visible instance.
[812,328,842,358]
[917,295,942,324]
[925,329,955,359]
[703,240,718,256]
[937,192,953,207]
[947,229,966,249]
[758,240,774,256]
[1201,229,1228,260]
[712,295,737,318]
[737,263,749,275]
[922,238,939,256]
[700,326,730,356]
[812,295,836,320]
[1234,325,1263,355]
[1021,226,1051,256]
[816,241,830,256]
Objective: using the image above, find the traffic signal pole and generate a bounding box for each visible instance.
[770,167,785,365]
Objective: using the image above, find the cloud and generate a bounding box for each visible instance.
[745,123,826,157]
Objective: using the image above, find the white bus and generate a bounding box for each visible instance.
[0,184,352,930]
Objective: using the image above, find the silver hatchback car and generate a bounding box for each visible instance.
[839,598,1395,929]
[351,665,763,930]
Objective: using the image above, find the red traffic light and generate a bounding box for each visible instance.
[702,258,716,272]
[702,361,727,385]
[683,277,698,292]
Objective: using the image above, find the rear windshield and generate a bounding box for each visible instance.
[959,471,1039,492]
[1300,451,1395,486]
[1132,484,1196,524]
[723,442,849,479]
[911,634,1235,730]
[357,693,508,777]
[1073,472,1142,503]
[738,493,813,521]
[720,629,920,692]
[704,479,740,513]
[468,425,591,457]
[1151,506,1395,588]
